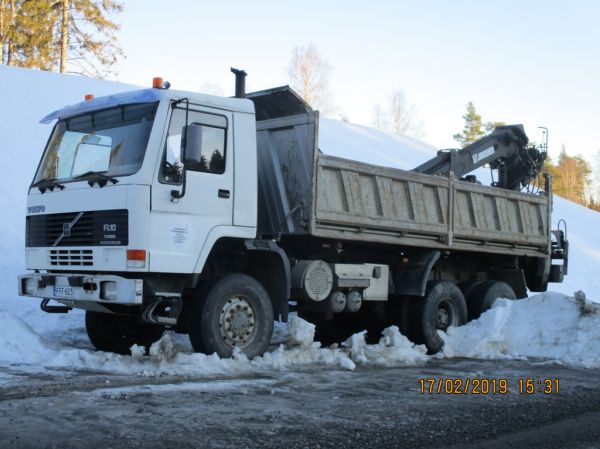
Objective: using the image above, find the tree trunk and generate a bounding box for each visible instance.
[1,0,5,64]
[60,0,69,73]
[0,0,15,65]
[5,0,14,65]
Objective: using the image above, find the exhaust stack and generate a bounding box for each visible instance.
[230,67,247,98]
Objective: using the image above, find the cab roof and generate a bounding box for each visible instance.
[40,88,256,124]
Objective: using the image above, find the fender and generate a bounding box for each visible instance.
[393,250,441,297]
[193,225,256,274]
[244,239,291,322]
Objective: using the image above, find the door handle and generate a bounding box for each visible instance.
[218,189,230,199]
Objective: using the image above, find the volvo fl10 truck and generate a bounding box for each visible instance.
[18,70,568,357]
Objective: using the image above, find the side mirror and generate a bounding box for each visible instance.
[181,123,204,168]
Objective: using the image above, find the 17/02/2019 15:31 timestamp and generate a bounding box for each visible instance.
[418,378,560,395]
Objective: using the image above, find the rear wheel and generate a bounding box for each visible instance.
[467,281,516,320]
[189,273,274,358]
[406,281,467,354]
[85,311,164,355]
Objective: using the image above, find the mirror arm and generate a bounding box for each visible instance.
[170,97,190,202]
[170,168,186,201]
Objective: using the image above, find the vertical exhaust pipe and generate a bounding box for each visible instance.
[230,67,247,98]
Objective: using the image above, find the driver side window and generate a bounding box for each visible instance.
[159,106,227,184]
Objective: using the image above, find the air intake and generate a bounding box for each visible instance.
[291,260,333,302]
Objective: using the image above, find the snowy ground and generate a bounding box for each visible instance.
[1,66,600,410]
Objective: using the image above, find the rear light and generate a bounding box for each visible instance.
[84,94,94,101]
[127,249,146,268]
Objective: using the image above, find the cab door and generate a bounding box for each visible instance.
[150,105,233,273]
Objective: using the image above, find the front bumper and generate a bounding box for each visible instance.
[18,273,143,305]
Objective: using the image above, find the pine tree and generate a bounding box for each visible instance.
[552,145,591,206]
[56,0,124,77]
[453,102,485,147]
[7,1,56,69]
[1,0,123,77]
[209,150,225,174]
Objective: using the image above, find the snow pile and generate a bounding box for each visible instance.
[0,311,60,364]
[1,290,600,377]
[286,316,315,347]
[0,312,427,377]
[442,291,600,368]
[342,327,428,367]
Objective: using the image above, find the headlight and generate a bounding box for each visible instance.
[22,277,37,295]
[100,281,118,301]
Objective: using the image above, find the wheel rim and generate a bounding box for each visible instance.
[436,299,457,331]
[218,296,257,349]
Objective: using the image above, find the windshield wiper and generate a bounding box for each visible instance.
[72,171,119,188]
[31,177,65,194]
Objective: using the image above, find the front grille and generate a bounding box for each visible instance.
[26,209,128,247]
[50,249,94,266]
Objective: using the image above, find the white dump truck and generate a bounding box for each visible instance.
[18,69,568,356]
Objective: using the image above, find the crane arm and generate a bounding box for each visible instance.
[413,125,545,191]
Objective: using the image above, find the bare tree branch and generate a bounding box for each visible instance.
[287,43,335,115]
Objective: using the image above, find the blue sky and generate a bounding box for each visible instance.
[114,0,599,159]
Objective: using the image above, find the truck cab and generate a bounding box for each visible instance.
[19,79,283,357]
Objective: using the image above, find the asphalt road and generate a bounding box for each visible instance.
[0,358,599,449]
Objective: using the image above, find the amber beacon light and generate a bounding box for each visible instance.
[152,77,164,88]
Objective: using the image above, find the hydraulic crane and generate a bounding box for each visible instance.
[413,124,546,191]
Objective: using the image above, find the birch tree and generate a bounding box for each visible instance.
[371,90,423,138]
[288,43,334,114]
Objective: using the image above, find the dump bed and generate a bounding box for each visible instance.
[247,87,550,258]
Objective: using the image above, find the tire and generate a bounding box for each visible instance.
[189,273,274,359]
[467,281,516,320]
[458,281,484,302]
[407,281,468,354]
[458,281,485,321]
[85,311,164,355]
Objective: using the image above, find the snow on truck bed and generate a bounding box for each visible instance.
[1,65,600,377]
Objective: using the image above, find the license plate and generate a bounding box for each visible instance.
[54,286,75,298]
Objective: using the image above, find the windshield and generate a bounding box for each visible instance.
[33,102,158,185]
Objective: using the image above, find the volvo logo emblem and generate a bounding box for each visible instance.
[27,205,45,214]
[53,212,84,246]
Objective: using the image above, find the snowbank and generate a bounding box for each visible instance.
[1,291,599,379]
[0,313,427,377]
[442,291,600,368]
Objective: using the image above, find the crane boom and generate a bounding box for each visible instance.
[413,124,546,191]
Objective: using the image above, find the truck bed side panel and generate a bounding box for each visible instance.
[311,155,549,257]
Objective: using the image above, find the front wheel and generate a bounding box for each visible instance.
[189,273,274,359]
[85,311,164,355]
